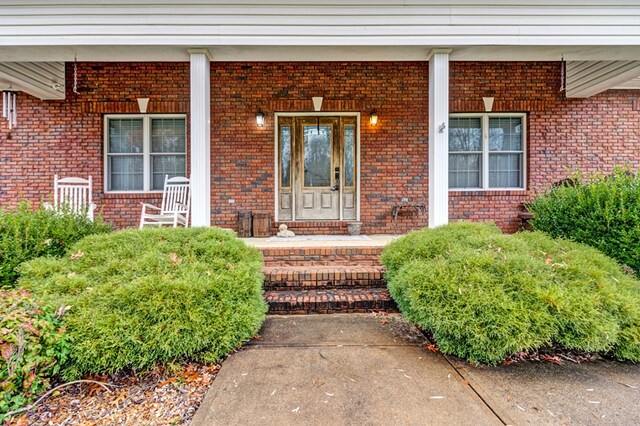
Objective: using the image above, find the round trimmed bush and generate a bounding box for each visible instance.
[527,166,640,274]
[18,227,267,379]
[0,202,112,288]
[381,222,640,364]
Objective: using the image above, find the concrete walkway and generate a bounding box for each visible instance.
[191,314,640,426]
[191,314,501,425]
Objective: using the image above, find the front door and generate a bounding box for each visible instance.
[277,115,358,221]
[276,116,358,221]
[297,117,340,220]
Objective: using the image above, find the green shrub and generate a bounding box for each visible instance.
[0,202,112,288]
[381,222,640,364]
[1,290,71,419]
[527,167,640,274]
[18,227,267,379]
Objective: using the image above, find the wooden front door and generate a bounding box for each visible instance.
[296,117,340,220]
[277,115,358,222]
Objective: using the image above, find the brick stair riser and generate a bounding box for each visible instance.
[262,265,385,290]
[264,278,385,291]
[261,247,384,267]
[265,289,398,315]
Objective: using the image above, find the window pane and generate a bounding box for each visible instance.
[110,155,143,191]
[108,119,143,153]
[303,125,332,187]
[344,125,355,187]
[151,155,187,190]
[449,154,481,188]
[280,125,291,187]
[151,118,186,153]
[449,117,482,151]
[489,117,522,151]
[489,153,522,188]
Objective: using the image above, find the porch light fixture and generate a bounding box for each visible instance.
[256,109,266,127]
[369,110,378,126]
[2,90,17,130]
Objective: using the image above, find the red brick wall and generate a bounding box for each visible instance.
[450,62,640,232]
[211,62,428,234]
[0,62,190,228]
[1,61,638,234]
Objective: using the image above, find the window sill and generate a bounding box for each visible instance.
[449,188,528,196]
[103,191,164,198]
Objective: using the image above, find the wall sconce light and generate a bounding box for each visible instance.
[256,109,266,127]
[483,97,494,112]
[369,110,378,126]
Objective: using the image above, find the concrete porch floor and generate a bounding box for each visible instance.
[242,234,401,248]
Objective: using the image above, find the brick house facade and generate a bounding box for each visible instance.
[1,60,638,234]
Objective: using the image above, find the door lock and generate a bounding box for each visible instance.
[331,167,340,191]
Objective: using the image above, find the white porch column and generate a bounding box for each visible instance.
[188,48,212,227]
[428,49,452,228]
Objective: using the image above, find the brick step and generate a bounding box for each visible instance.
[261,246,384,266]
[263,265,385,290]
[265,288,398,315]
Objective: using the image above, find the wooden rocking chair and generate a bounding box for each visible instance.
[45,175,96,221]
[139,175,190,228]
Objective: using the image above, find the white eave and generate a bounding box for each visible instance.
[0,1,639,49]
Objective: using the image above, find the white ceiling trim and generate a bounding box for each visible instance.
[566,60,640,98]
[0,62,65,100]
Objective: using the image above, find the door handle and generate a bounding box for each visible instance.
[331,167,340,191]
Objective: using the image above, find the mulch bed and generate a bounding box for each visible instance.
[7,363,220,426]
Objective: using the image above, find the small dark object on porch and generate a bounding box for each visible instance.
[391,202,426,224]
[517,204,535,231]
[237,211,252,237]
[252,212,271,237]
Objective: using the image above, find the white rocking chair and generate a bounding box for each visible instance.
[139,175,191,228]
[46,175,96,221]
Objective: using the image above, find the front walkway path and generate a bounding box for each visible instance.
[191,314,502,426]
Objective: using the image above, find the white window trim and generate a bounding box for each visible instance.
[449,112,527,192]
[104,114,187,194]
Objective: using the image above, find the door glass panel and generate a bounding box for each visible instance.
[344,125,355,187]
[280,125,291,187]
[303,125,331,187]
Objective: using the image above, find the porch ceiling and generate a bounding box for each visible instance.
[0,61,65,100]
[566,61,640,98]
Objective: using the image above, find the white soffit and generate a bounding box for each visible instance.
[614,76,640,89]
[0,45,639,63]
[0,62,65,100]
[566,61,640,98]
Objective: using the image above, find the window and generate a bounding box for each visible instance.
[105,115,186,192]
[449,113,526,190]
